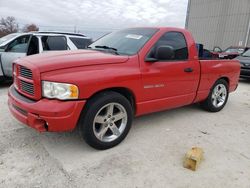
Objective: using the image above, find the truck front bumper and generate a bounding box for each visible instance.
[8,85,86,132]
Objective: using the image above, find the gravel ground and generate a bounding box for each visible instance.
[0,80,250,188]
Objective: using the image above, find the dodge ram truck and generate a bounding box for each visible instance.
[8,27,240,149]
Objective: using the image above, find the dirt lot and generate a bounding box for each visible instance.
[0,80,250,188]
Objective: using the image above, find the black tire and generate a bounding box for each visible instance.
[78,91,133,150]
[0,76,6,84]
[201,79,229,112]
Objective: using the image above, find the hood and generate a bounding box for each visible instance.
[18,50,129,73]
[235,55,250,64]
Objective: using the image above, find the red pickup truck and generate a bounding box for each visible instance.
[8,27,240,149]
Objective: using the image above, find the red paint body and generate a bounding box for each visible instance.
[8,27,240,132]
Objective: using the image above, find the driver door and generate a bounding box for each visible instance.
[140,31,200,112]
[1,35,31,77]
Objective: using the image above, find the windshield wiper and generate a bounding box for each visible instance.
[94,45,119,55]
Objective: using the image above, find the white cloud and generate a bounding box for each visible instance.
[0,0,188,36]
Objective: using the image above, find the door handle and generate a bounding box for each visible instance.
[184,68,193,73]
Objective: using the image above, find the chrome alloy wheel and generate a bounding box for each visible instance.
[93,103,128,142]
[211,84,227,108]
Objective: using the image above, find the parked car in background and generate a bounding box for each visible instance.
[235,49,250,79]
[0,32,92,81]
[8,27,240,149]
[212,46,249,59]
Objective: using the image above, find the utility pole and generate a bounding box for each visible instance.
[245,14,250,47]
[185,0,191,29]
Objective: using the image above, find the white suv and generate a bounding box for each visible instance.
[0,32,92,80]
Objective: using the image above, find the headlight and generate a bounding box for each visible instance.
[42,81,79,100]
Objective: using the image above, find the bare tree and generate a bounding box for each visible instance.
[23,23,39,32]
[0,16,19,37]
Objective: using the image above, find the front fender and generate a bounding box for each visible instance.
[41,58,142,101]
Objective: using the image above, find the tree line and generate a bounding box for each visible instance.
[0,16,39,37]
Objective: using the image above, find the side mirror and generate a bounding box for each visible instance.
[155,45,175,61]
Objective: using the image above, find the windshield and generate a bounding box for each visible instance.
[88,28,159,55]
[0,33,18,45]
[225,48,244,53]
[242,49,250,57]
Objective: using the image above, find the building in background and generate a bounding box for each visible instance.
[185,0,250,50]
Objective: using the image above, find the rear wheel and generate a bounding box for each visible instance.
[78,91,133,150]
[201,79,229,112]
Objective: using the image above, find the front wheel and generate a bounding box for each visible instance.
[78,91,133,150]
[201,79,229,112]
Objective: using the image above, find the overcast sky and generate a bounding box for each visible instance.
[0,0,188,38]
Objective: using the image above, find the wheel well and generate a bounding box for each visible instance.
[220,77,229,85]
[89,87,136,113]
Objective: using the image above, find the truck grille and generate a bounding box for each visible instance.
[20,66,33,79]
[18,66,35,96]
[20,80,34,95]
[14,64,40,100]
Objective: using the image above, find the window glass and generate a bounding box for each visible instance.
[6,35,30,53]
[149,32,188,60]
[70,37,92,49]
[213,47,222,52]
[27,36,39,55]
[224,47,244,53]
[242,49,250,57]
[225,48,238,53]
[41,36,67,51]
[88,28,159,55]
[238,48,244,54]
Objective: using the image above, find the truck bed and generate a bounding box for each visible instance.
[194,59,240,103]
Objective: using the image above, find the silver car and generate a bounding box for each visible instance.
[235,49,250,79]
[0,32,92,81]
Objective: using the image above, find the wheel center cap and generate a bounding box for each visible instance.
[107,118,112,124]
